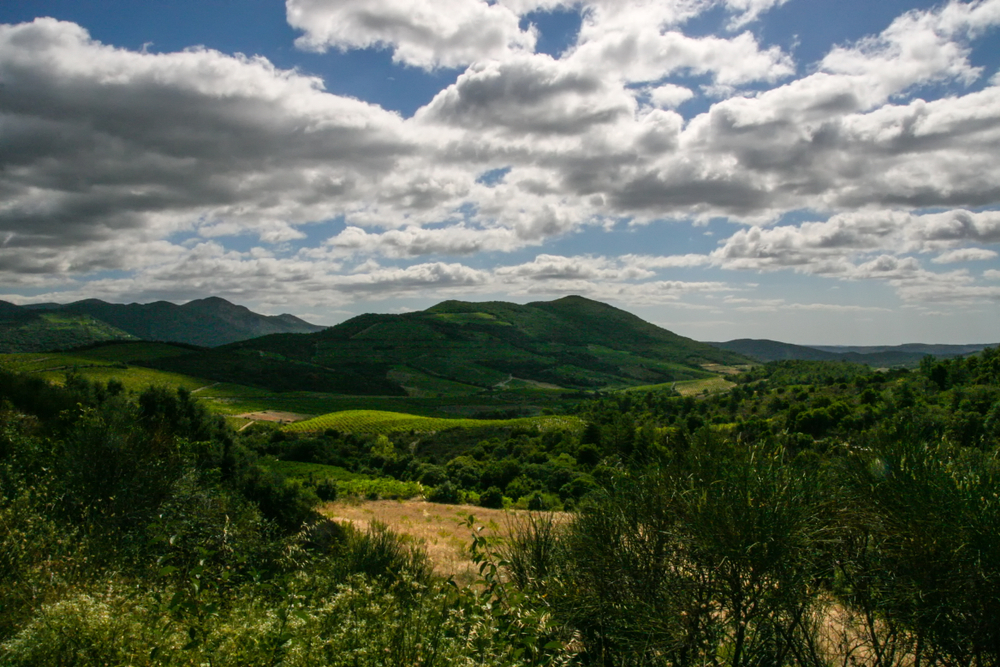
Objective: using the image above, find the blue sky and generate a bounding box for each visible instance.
[2,0,1000,344]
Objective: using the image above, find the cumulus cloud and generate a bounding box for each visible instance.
[495,254,656,281]
[0,18,413,275]
[932,247,999,263]
[569,22,795,88]
[5,1,1000,314]
[705,207,1000,304]
[417,54,633,134]
[325,224,526,257]
[710,209,1000,272]
[286,0,536,69]
[646,83,695,109]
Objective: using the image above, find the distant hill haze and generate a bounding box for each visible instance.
[0,297,325,351]
[707,339,997,367]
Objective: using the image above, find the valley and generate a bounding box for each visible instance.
[1,295,999,665]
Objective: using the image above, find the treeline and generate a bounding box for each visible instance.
[262,351,1000,514]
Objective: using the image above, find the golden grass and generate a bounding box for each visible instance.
[674,376,737,396]
[320,499,566,586]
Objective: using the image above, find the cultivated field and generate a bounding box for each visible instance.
[283,409,584,434]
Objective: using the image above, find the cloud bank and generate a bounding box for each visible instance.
[1,0,999,332]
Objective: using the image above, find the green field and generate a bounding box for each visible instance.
[623,376,737,396]
[0,351,212,393]
[262,460,365,482]
[283,409,583,434]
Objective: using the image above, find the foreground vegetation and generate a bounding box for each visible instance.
[1,346,998,665]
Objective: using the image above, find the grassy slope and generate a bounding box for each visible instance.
[282,409,583,434]
[0,311,138,353]
[0,350,212,393]
[0,344,579,421]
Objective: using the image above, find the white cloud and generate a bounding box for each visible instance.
[286,0,536,69]
[710,209,1000,274]
[623,253,713,269]
[325,224,527,257]
[417,54,633,134]
[0,18,414,278]
[569,23,795,87]
[723,0,791,29]
[495,253,656,281]
[704,208,1000,303]
[932,247,999,263]
[646,83,695,109]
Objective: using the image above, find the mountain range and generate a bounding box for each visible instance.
[707,339,996,367]
[0,297,325,351]
[137,295,749,395]
[3,294,993,390]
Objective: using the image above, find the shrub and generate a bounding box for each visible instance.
[427,480,460,504]
[479,486,504,509]
[333,521,430,584]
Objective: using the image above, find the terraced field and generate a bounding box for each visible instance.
[283,409,583,434]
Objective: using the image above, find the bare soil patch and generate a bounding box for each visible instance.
[235,410,312,423]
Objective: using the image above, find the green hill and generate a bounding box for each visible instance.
[145,296,750,396]
[0,297,325,351]
[0,307,138,352]
[708,338,998,367]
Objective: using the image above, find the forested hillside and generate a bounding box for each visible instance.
[154,295,750,398]
[0,297,324,352]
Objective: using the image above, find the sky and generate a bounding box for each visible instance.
[1,0,1000,344]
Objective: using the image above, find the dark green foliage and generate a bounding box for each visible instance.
[0,310,137,353]
[517,438,828,666]
[479,486,504,508]
[4,345,1000,665]
[836,426,1000,665]
[139,348,405,394]
[426,480,460,504]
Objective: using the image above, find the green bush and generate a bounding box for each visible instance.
[479,486,504,508]
[427,480,460,504]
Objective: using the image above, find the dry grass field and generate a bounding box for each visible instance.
[674,376,737,396]
[320,499,566,585]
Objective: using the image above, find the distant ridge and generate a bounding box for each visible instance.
[707,338,997,367]
[0,297,325,352]
[144,294,752,395]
